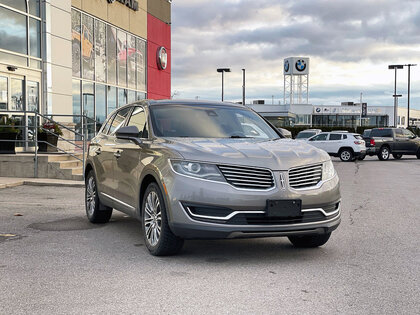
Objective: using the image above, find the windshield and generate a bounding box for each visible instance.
[296,132,316,139]
[150,105,279,139]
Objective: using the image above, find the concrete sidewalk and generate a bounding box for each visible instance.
[0,177,84,189]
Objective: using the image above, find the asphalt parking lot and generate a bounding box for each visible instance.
[1,156,419,314]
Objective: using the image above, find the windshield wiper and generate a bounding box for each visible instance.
[229,135,254,138]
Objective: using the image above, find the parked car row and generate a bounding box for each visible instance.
[294,128,420,162]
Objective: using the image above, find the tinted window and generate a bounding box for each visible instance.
[395,129,404,138]
[150,105,279,139]
[109,107,131,135]
[363,130,371,137]
[343,135,347,139]
[371,129,393,137]
[402,129,415,138]
[353,135,363,140]
[312,133,328,141]
[329,134,342,141]
[127,106,148,138]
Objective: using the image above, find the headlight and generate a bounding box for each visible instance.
[170,160,226,182]
[322,159,335,181]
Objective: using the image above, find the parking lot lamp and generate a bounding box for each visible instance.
[217,68,231,102]
[405,64,417,127]
[388,65,404,127]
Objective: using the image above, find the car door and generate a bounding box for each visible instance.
[113,106,150,214]
[394,129,409,153]
[308,133,329,152]
[326,133,342,154]
[89,112,117,196]
[402,129,418,153]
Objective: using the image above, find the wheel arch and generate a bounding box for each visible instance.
[338,146,354,154]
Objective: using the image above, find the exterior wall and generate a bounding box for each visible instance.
[397,107,420,128]
[147,13,171,99]
[44,0,73,119]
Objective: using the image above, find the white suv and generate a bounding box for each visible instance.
[307,132,366,162]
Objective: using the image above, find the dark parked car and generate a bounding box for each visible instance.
[367,128,420,160]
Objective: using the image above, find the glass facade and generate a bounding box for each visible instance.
[0,1,42,68]
[71,8,147,139]
[312,115,388,127]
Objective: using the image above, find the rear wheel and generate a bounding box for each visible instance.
[142,183,184,256]
[378,146,390,161]
[85,170,113,223]
[288,233,331,248]
[392,154,402,159]
[339,149,353,162]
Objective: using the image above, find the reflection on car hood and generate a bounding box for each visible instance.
[160,138,330,170]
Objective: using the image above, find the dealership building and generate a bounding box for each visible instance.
[0,0,171,132]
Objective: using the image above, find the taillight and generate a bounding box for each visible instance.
[354,140,363,145]
[370,139,375,146]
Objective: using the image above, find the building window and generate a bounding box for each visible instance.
[81,14,94,80]
[95,84,106,132]
[117,29,127,87]
[94,20,107,83]
[107,86,117,114]
[71,10,81,77]
[127,35,136,89]
[136,38,146,92]
[0,76,7,110]
[0,7,27,55]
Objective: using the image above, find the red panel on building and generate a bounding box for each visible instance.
[147,14,171,99]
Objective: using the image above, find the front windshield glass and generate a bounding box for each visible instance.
[296,132,315,139]
[150,105,279,139]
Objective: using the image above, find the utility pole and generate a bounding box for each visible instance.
[360,92,363,127]
[405,64,417,128]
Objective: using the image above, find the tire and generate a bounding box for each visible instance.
[377,146,390,161]
[358,155,366,161]
[85,170,113,223]
[392,154,402,159]
[142,182,184,256]
[288,233,331,248]
[339,148,353,162]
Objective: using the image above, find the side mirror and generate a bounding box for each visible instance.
[116,126,142,144]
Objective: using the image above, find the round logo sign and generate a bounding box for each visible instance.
[157,46,167,70]
[295,59,306,72]
[315,107,321,113]
[284,60,289,73]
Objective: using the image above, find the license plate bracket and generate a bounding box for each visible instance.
[266,200,302,218]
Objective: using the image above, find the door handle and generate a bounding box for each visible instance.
[114,150,122,158]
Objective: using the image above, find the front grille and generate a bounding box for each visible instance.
[218,164,274,190]
[288,164,322,189]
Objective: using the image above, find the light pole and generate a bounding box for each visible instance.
[405,64,417,127]
[242,69,246,105]
[388,65,404,127]
[217,68,231,102]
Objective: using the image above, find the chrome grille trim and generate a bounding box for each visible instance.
[289,164,323,189]
[218,165,275,190]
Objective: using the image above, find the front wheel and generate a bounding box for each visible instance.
[392,154,402,159]
[339,149,353,162]
[142,183,184,256]
[288,233,331,248]
[85,170,113,223]
[377,146,390,160]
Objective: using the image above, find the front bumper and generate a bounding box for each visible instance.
[164,169,341,240]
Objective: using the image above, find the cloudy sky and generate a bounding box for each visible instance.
[171,0,420,109]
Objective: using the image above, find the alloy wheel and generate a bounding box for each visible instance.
[381,148,389,160]
[144,191,162,247]
[341,150,351,161]
[86,176,96,216]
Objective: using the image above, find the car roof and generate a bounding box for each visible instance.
[147,99,245,108]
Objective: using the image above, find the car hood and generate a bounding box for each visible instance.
[160,138,330,170]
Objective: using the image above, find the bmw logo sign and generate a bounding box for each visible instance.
[316,107,321,113]
[284,60,290,72]
[295,59,306,72]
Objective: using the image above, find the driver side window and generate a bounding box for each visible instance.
[312,133,328,141]
[109,107,131,136]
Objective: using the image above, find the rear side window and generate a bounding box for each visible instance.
[329,134,342,141]
[109,107,132,136]
[353,135,363,140]
[370,129,393,137]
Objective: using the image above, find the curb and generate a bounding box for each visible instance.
[0,179,84,189]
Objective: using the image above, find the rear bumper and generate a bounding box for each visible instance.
[354,150,366,157]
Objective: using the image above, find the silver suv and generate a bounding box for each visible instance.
[85,100,341,256]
